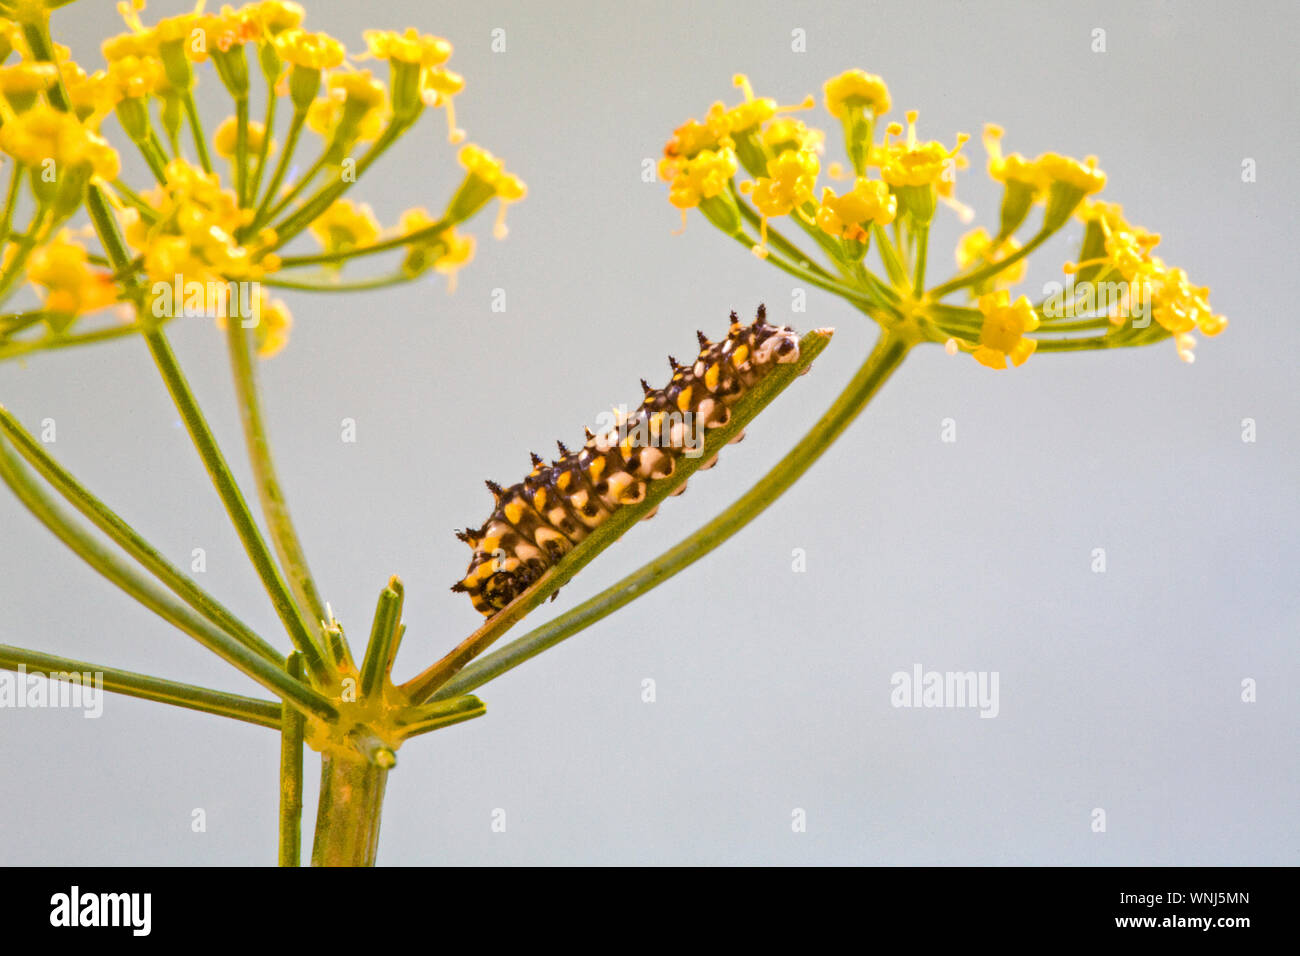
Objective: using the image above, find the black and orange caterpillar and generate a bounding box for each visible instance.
[452,305,801,615]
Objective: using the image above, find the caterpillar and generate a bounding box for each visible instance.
[452,305,801,616]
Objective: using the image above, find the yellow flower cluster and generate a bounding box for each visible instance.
[1069,200,1226,363]
[123,158,268,283]
[657,68,1226,370]
[0,2,522,362]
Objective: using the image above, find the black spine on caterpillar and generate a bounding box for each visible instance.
[452,305,800,616]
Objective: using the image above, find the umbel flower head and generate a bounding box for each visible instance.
[658,68,1226,367]
[0,0,524,364]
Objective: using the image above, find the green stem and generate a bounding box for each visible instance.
[226,318,329,635]
[928,228,1051,299]
[428,326,916,703]
[279,651,305,866]
[0,438,335,722]
[234,94,250,205]
[359,579,404,700]
[0,407,283,666]
[268,119,413,251]
[912,223,930,293]
[183,91,213,174]
[0,643,281,729]
[248,85,277,205]
[248,106,306,236]
[726,229,886,313]
[258,271,421,293]
[142,328,331,684]
[0,322,144,362]
[311,754,388,867]
[273,215,453,269]
[143,330,330,686]
[0,162,22,246]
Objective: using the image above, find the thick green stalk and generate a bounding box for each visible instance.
[428,327,916,702]
[311,754,388,867]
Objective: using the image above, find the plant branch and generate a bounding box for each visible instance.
[0,643,281,729]
[402,327,837,704]
[426,326,915,702]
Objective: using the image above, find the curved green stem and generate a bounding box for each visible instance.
[258,271,422,293]
[426,327,915,703]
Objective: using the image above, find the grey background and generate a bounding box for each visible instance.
[1,0,1296,865]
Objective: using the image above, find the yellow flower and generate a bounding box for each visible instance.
[981,124,1039,191]
[254,292,292,358]
[746,147,819,217]
[665,146,737,210]
[973,290,1039,369]
[815,177,896,241]
[1032,152,1106,195]
[761,116,823,156]
[362,28,452,67]
[104,54,164,100]
[0,105,120,211]
[123,158,261,284]
[1150,264,1226,340]
[396,205,470,283]
[26,232,119,332]
[0,62,59,103]
[309,70,390,151]
[955,227,1026,289]
[873,111,968,188]
[0,17,26,61]
[662,104,732,164]
[309,198,381,255]
[723,73,813,137]
[361,28,462,137]
[824,69,891,118]
[433,228,475,292]
[247,1,306,36]
[213,116,272,159]
[273,28,346,70]
[450,143,526,237]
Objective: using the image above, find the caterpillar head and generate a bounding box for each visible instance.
[752,324,800,365]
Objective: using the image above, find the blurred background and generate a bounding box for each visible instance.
[0,0,1295,865]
